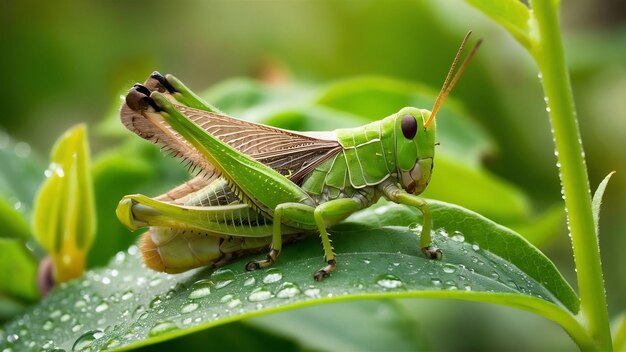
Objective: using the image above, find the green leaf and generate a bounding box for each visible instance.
[0,130,45,219]
[591,171,615,230]
[613,313,626,352]
[32,125,95,282]
[465,0,533,50]
[0,201,584,351]
[0,197,32,241]
[423,154,530,224]
[0,238,39,302]
[247,300,429,351]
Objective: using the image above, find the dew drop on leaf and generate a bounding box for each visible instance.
[276,282,301,299]
[211,269,235,289]
[72,329,103,351]
[148,320,178,337]
[248,287,273,302]
[42,320,54,331]
[443,264,457,274]
[121,290,134,301]
[181,302,199,314]
[304,288,321,298]
[188,279,212,299]
[375,274,403,289]
[227,299,242,308]
[262,268,283,284]
[451,231,465,242]
[95,302,109,313]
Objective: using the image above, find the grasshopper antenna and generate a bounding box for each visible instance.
[424,31,482,129]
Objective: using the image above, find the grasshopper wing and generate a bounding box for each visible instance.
[120,74,343,196]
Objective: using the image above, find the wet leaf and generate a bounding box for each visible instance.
[0,238,39,302]
[0,201,578,351]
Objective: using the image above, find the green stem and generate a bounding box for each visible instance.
[529,1,611,350]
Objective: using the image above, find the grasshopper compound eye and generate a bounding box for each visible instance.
[401,114,418,139]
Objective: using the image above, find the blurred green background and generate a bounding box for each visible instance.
[1,0,625,350]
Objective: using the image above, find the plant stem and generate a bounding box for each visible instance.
[529,0,611,350]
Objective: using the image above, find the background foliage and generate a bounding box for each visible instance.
[1,0,625,350]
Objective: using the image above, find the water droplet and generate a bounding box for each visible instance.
[490,272,500,280]
[72,330,103,351]
[392,262,400,267]
[14,142,31,158]
[114,251,126,263]
[262,268,283,284]
[445,280,458,290]
[6,334,19,343]
[362,258,371,264]
[148,320,178,337]
[121,290,134,301]
[376,274,403,289]
[304,288,321,298]
[227,299,242,308]
[149,297,163,308]
[220,294,234,303]
[95,302,109,313]
[182,317,192,325]
[507,280,519,290]
[128,245,138,255]
[408,223,421,232]
[60,313,71,322]
[105,338,120,349]
[41,340,56,349]
[133,305,146,318]
[188,279,212,299]
[546,107,551,113]
[72,324,83,332]
[276,282,301,299]
[431,278,442,286]
[181,302,199,314]
[243,277,256,286]
[443,264,457,274]
[248,287,272,301]
[149,277,163,287]
[42,320,54,331]
[211,269,235,289]
[75,300,86,309]
[49,310,61,319]
[464,285,472,291]
[471,244,480,251]
[451,231,465,242]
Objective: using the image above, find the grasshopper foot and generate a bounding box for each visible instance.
[422,246,443,260]
[245,249,278,271]
[313,259,336,282]
[149,71,177,93]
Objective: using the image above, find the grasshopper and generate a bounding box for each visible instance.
[116,32,481,281]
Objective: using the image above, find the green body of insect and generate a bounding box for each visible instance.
[116,34,480,281]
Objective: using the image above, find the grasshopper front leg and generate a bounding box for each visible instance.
[381,182,442,260]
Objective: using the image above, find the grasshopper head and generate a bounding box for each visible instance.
[394,31,482,195]
[394,107,436,195]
